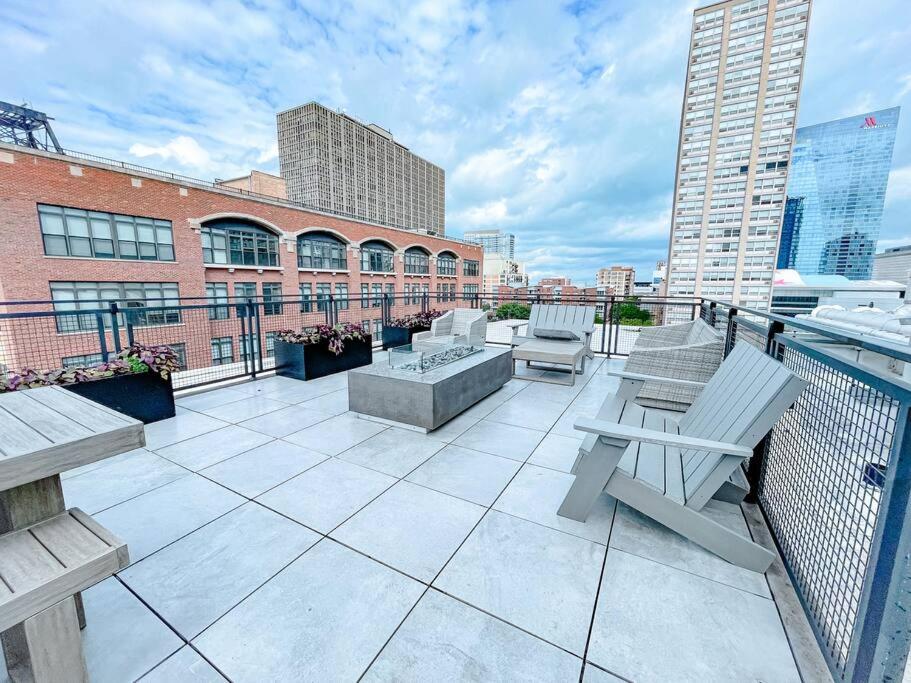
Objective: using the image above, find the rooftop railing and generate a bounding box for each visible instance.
[0,291,908,680]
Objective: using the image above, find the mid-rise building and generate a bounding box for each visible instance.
[596,266,635,296]
[215,170,287,199]
[665,0,812,310]
[463,229,516,259]
[0,142,481,376]
[539,277,571,286]
[482,253,528,290]
[776,107,900,279]
[277,102,445,235]
[874,246,911,285]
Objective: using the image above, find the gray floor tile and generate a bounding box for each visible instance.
[201,440,327,498]
[582,664,625,682]
[528,433,584,473]
[81,578,183,683]
[237,405,333,438]
[486,396,567,431]
[493,464,616,544]
[257,458,396,532]
[176,387,248,412]
[609,501,770,598]
[144,412,228,450]
[193,540,424,682]
[229,375,302,396]
[332,481,485,581]
[588,551,799,682]
[298,388,349,415]
[427,411,482,442]
[258,381,338,404]
[435,511,604,655]
[154,425,274,470]
[139,646,226,682]
[200,395,289,422]
[460,387,516,419]
[94,474,244,563]
[364,589,582,682]
[338,428,446,477]
[453,419,545,462]
[120,503,319,639]
[284,412,387,454]
[63,450,189,514]
[406,445,521,506]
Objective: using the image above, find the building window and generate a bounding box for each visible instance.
[206,283,229,320]
[211,337,234,365]
[50,281,180,332]
[386,283,395,301]
[463,259,479,276]
[300,283,312,313]
[464,284,479,297]
[335,284,349,310]
[262,283,283,315]
[62,353,105,368]
[404,247,430,274]
[373,319,383,339]
[234,282,256,316]
[297,232,347,270]
[239,333,260,362]
[169,342,188,370]
[39,205,174,261]
[437,253,457,276]
[201,219,279,267]
[360,241,395,272]
[265,331,278,358]
[361,284,369,308]
[316,283,331,312]
[371,283,382,307]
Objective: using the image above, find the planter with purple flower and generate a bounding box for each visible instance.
[274,323,373,381]
[382,310,445,350]
[0,343,180,423]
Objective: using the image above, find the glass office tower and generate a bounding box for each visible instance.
[776,107,900,279]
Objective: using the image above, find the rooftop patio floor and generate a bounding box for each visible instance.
[3,354,804,682]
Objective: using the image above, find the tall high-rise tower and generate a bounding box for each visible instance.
[665,0,812,310]
[277,102,445,235]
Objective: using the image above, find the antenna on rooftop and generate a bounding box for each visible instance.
[0,101,63,153]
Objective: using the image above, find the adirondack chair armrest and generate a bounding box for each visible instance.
[573,417,753,458]
[608,370,709,388]
[507,321,527,331]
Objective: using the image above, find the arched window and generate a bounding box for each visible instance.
[360,240,395,273]
[404,247,430,274]
[297,232,347,270]
[201,218,279,267]
[437,251,457,276]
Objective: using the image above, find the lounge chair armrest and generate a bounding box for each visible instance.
[608,370,708,388]
[411,330,431,342]
[573,417,753,458]
[507,321,527,331]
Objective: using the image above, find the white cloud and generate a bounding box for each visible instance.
[129,136,212,170]
[887,166,911,204]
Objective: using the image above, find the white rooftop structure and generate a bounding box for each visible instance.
[771,269,906,316]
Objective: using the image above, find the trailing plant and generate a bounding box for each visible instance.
[0,343,180,393]
[275,322,368,356]
[387,310,445,329]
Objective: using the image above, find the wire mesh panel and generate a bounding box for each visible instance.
[727,316,769,355]
[759,341,901,678]
[606,298,702,356]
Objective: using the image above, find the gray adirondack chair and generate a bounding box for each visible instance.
[557,342,807,572]
[509,304,596,365]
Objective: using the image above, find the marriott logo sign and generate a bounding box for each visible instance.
[861,116,891,129]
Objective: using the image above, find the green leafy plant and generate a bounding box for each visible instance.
[388,310,444,329]
[496,302,531,320]
[610,299,652,326]
[275,323,368,356]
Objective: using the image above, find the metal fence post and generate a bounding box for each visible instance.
[94,312,109,361]
[248,299,261,377]
[108,303,122,353]
[723,306,738,358]
[745,319,785,503]
[708,301,717,328]
[605,297,614,357]
[239,310,249,376]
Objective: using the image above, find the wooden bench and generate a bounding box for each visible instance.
[1,509,129,681]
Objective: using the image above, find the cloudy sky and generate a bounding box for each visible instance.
[2,0,910,284]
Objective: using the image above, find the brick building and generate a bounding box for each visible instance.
[0,144,482,378]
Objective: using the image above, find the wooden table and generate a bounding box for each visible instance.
[0,386,144,678]
[511,339,587,385]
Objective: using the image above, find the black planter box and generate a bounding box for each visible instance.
[64,372,176,424]
[381,325,431,350]
[275,336,373,381]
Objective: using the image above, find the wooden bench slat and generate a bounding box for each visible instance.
[0,407,53,458]
[30,513,113,568]
[0,532,63,592]
[0,391,95,444]
[25,387,133,433]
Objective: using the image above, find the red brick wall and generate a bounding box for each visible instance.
[0,147,483,374]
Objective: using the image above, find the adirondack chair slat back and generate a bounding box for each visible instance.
[677,342,807,504]
[432,312,454,336]
[450,309,476,336]
[528,304,595,337]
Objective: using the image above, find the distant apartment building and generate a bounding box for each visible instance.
[652,260,667,286]
[596,266,635,296]
[539,277,570,286]
[464,229,516,259]
[215,170,287,199]
[277,102,445,235]
[0,142,481,375]
[482,253,528,290]
[666,0,812,310]
[776,107,900,279]
[874,246,911,285]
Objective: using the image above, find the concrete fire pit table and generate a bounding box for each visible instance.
[348,345,512,433]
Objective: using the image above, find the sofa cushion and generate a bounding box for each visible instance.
[532,328,580,341]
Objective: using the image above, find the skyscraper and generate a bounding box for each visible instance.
[665,0,812,310]
[277,102,445,235]
[776,108,900,279]
[463,229,516,259]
